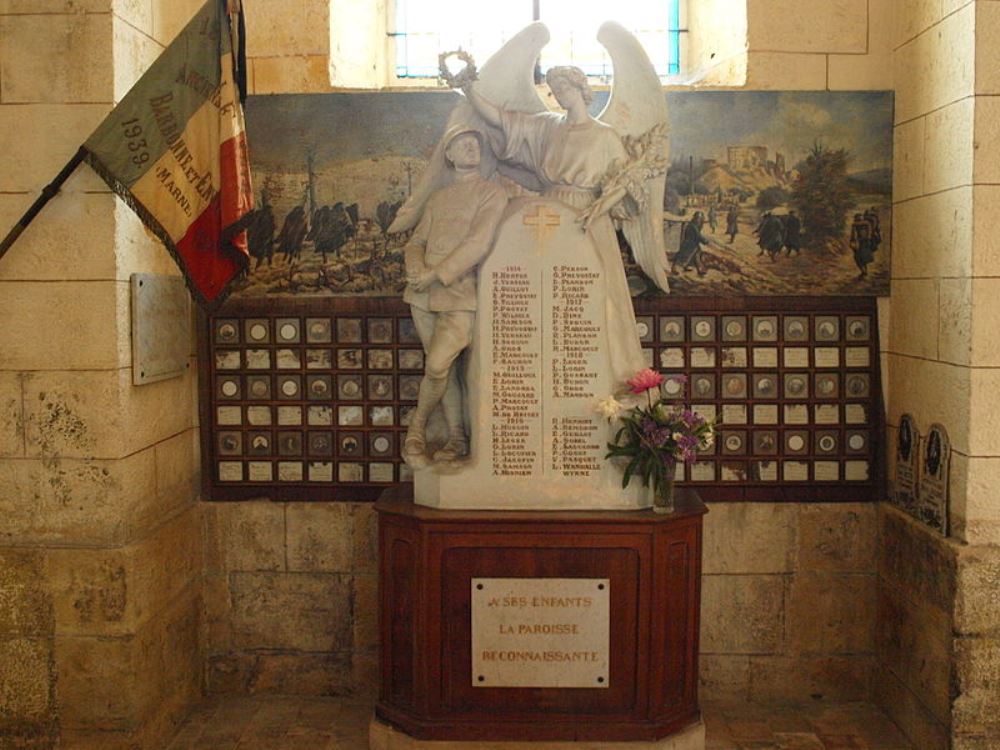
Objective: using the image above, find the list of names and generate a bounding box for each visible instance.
[490,266,540,476]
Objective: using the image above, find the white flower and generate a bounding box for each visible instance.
[672,432,683,443]
[595,395,624,420]
[700,432,715,449]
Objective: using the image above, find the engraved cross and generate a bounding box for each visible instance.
[522,205,561,245]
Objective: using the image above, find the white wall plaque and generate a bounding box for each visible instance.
[130,273,190,386]
[471,578,609,689]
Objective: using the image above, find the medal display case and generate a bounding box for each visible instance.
[200,296,884,502]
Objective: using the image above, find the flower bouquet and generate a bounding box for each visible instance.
[598,368,716,513]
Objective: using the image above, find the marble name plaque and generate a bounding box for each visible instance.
[471,578,609,689]
[418,200,646,509]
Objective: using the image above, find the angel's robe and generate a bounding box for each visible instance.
[493,109,647,388]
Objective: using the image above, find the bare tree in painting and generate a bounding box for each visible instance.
[374,200,403,258]
[791,143,856,253]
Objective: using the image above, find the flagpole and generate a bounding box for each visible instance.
[0,146,87,263]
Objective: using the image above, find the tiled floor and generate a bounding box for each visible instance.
[165,696,914,749]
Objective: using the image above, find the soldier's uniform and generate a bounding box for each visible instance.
[402,130,507,461]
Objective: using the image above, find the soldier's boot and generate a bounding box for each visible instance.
[402,375,447,460]
[432,370,469,462]
[433,431,469,462]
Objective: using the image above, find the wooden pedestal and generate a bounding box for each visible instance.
[374,485,707,743]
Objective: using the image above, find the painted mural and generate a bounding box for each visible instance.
[232,90,892,299]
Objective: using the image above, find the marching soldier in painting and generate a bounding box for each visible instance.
[754,210,785,261]
[864,206,882,252]
[849,212,876,278]
[247,192,276,269]
[725,203,739,243]
[672,210,710,276]
[782,209,802,256]
[276,205,308,262]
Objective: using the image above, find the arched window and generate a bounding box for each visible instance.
[390,0,685,80]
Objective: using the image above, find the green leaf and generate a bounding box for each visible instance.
[621,454,641,488]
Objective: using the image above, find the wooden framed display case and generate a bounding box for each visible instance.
[198,295,884,503]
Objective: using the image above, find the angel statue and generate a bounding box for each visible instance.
[393,21,670,390]
[390,22,670,499]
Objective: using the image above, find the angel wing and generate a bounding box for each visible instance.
[388,23,549,233]
[597,21,670,293]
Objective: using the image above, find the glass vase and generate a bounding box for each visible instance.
[652,474,676,514]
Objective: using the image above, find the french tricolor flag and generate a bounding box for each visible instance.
[82,0,253,308]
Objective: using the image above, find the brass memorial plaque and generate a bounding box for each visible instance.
[471,578,610,689]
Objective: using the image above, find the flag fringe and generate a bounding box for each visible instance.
[82,149,248,311]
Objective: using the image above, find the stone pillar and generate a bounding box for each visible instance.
[0,2,204,746]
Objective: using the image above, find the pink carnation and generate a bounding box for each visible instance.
[626,368,665,394]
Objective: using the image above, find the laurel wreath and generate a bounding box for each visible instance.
[438,49,478,88]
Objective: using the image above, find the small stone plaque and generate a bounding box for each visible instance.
[471,578,609,689]
[784,347,810,368]
[276,349,301,369]
[130,274,190,386]
[721,347,747,368]
[845,346,871,368]
[753,347,778,368]
[691,347,716,368]
[216,406,241,426]
[845,460,870,481]
[308,406,333,426]
[815,461,840,481]
[845,404,867,424]
[308,462,334,482]
[815,347,841,368]
[218,461,243,482]
[370,462,396,483]
[247,406,272,426]
[248,461,273,482]
[306,349,333,369]
[756,461,778,481]
[918,423,949,534]
[659,347,684,369]
[245,349,270,369]
[722,404,748,425]
[783,461,809,482]
[754,404,778,424]
[277,406,303,426]
[693,404,717,422]
[215,350,241,370]
[690,461,716,481]
[277,461,303,482]
[815,404,840,425]
[784,405,809,425]
[894,414,919,513]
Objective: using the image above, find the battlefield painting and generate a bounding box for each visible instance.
[233,90,892,299]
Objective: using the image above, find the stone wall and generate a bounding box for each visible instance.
[700,503,876,703]
[880,2,1000,748]
[202,501,378,698]
[0,1,205,747]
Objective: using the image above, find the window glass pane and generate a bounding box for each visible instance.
[540,0,679,77]
[394,0,534,77]
[394,0,681,78]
